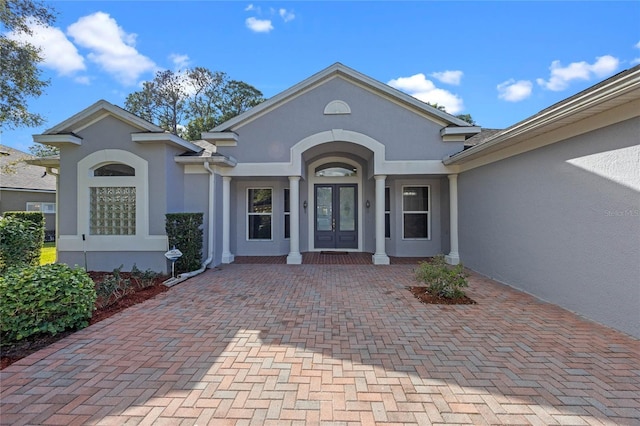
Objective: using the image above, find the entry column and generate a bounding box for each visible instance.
[287,176,302,264]
[445,174,460,265]
[372,175,390,265]
[221,176,235,264]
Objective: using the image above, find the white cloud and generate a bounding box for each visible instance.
[245,4,259,12]
[388,73,464,114]
[7,19,85,76]
[169,53,190,71]
[430,70,463,86]
[245,17,273,33]
[497,79,533,102]
[279,8,295,22]
[74,75,91,85]
[67,12,156,85]
[536,55,619,91]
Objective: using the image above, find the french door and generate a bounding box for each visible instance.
[314,184,358,249]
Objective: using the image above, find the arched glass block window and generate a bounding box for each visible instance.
[94,163,135,177]
[315,162,357,177]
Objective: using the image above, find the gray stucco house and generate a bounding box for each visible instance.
[31,63,639,337]
[1,144,57,239]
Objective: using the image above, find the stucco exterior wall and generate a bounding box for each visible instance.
[58,251,168,273]
[458,117,640,337]
[217,78,464,163]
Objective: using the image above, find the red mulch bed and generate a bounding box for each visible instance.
[409,286,477,305]
[0,273,170,370]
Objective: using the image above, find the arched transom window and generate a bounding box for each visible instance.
[315,162,357,177]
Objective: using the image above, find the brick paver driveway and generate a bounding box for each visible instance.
[1,264,639,425]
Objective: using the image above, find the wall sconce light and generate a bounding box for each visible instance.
[366,200,371,209]
[303,200,308,211]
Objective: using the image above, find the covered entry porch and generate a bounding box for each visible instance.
[215,130,462,265]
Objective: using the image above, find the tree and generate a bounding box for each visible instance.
[455,114,476,125]
[28,143,58,157]
[0,0,56,130]
[125,67,264,140]
[427,102,476,126]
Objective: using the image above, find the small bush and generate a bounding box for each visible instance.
[131,263,159,290]
[165,213,203,273]
[95,265,132,309]
[415,255,469,299]
[0,214,44,272]
[0,264,96,343]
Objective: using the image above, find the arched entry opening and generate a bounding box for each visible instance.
[307,156,363,251]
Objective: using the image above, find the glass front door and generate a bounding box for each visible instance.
[314,184,358,249]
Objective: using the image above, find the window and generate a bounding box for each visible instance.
[384,187,390,239]
[94,163,135,176]
[315,162,357,177]
[402,186,429,239]
[284,188,290,239]
[26,202,56,214]
[248,188,272,240]
[90,187,136,235]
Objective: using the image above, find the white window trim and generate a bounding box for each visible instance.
[26,202,56,214]
[246,187,273,241]
[401,185,431,241]
[59,149,166,252]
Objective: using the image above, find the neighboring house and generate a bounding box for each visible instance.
[30,63,639,337]
[0,144,57,240]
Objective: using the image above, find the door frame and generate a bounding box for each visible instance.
[307,156,363,252]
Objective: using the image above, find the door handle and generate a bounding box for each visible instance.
[332,218,336,232]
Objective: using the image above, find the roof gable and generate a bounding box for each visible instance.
[210,63,474,133]
[44,99,164,134]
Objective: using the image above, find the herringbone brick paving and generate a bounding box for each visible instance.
[1,264,638,425]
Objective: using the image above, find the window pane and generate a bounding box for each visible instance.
[284,189,290,213]
[90,186,136,235]
[404,213,428,239]
[403,187,429,211]
[339,186,355,231]
[315,162,357,177]
[384,187,390,212]
[248,215,272,239]
[316,186,332,231]
[94,163,135,176]
[248,189,272,213]
[385,213,390,239]
[284,214,290,239]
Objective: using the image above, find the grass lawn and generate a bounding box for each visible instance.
[40,242,56,265]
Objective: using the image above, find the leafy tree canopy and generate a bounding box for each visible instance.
[427,103,477,125]
[125,68,265,140]
[0,0,56,130]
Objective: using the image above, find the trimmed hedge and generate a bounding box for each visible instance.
[0,213,45,272]
[165,213,203,273]
[0,264,96,342]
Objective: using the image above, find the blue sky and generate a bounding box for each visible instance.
[3,1,639,152]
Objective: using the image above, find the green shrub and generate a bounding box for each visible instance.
[95,265,132,309]
[165,213,203,273]
[0,264,96,343]
[415,254,469,299]
[0,213,44,272]
[131,263,159,289]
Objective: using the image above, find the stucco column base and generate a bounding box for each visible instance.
[286,253,302,264]
[372,253,390,265]
[445,252,460,265]
[222,253,235,264]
